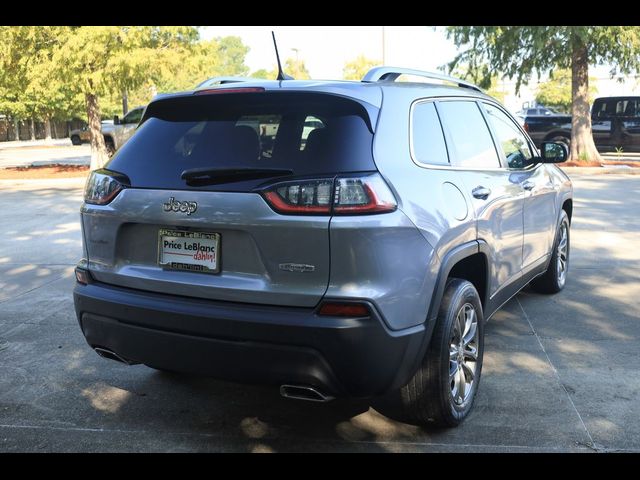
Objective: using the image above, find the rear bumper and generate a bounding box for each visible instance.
[73,280,426,398]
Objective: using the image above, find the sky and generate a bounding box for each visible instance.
[198,26,640,112]
[199,26,459,79]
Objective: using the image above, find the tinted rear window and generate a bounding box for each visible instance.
[106,92,377,192]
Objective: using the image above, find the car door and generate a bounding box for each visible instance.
[436,99,525,301]
[591,98,613,149]
[619,98,640,152]
[481,102,557,275]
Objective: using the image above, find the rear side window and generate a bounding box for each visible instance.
[615,99,638,117]
[106,92,377,192]
[437,101,500,169]
[411,102,449,165]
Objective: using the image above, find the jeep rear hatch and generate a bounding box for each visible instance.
[83,91,379,307]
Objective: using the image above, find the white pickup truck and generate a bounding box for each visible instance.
[102,106,145,155]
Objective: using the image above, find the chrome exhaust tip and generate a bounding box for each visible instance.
[279,384,334,402]
[93,347,136,365]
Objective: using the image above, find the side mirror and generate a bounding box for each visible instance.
[113,115,120,125]
[539,141,568,163]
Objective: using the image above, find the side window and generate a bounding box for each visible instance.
[300,115,325,151]
[411,102,449,165]
[437,101,501,169]
[617,99,637,117]
[483,103,533,169]
[123,108,143,125]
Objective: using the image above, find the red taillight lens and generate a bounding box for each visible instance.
[263,179,333,214]
[333,175,397,214]
[194,87,265,95]
[261,173,397,216]
[523,122,529,133]
[318,302,370,317]
[84,170,126,205]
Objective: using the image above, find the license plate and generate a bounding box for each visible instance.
[158,229,220,274]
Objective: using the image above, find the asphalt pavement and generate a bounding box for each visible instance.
[0,142,90,169]
[0,173,638,452]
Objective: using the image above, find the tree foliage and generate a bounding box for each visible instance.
[446,26,640,162]
[0,27,251,155]
[535,69,598,114]
[342,55,380,80]
[250,57,311,80]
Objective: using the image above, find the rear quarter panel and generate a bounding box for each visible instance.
[357,88,477,330]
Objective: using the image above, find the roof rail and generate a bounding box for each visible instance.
[195,76,252,89]
[362,67,483,92]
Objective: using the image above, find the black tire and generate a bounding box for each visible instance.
[530,210,570,294]
[380,279,485,427]
[70,135,81,146]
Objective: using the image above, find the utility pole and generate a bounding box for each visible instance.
[381,26,386,64]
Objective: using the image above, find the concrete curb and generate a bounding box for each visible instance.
[561,166,640,175]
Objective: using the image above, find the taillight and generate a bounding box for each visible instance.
[333,175,397,214]
[84,169,127,205]
[523,122,529,133]
[263,179,333,214]
[260,173,397,216]
[194,87,265,95]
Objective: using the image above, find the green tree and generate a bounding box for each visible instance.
[342,55,380,80]
[535,69,598,114]
[446,26,640,162]
[251,68,274,80]
[251,57,310,80]
[51,26,198,169]
[0,26,78,140]
[284,58,310,79]
[449,63,508,104]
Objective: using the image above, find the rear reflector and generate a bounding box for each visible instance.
[194,87,265,95]
[317,302,370,317]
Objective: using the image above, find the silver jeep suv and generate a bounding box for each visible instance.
[74,67,573,427]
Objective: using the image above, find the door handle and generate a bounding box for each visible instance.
[472,186,491,200]
[522,180,535,191]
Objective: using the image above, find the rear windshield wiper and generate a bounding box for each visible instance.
[181,167,294,186]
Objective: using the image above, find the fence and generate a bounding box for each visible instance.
[0,118,87,142]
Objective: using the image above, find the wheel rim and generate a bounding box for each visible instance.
[556,222,569,287]
[449,303,479,408]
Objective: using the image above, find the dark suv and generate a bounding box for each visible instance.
[74,67,573,427]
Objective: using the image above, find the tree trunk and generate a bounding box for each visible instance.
[52,121,58,139]
[85,92,109,170]
[570,41,601,163]
[12,118,19,141]
[122,89,129,116]
[29,118,36,141]
[44,115,52,140]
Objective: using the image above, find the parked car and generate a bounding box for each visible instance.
[523,96,640,152]
[515,106,558,117]
[73,68,573,427]
[102,106,145,155]
[69,125,91,145]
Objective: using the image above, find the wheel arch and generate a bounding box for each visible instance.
[394,240,489,393]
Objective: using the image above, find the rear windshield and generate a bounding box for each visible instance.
[106,92,377,192]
